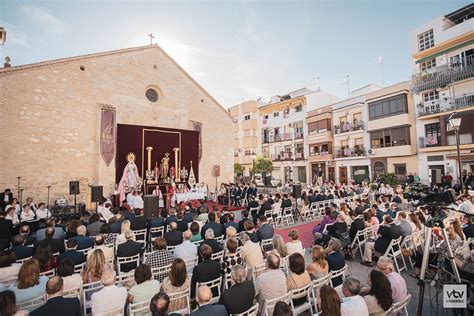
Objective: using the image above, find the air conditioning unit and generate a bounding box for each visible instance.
[288,123,294,127]
[368,148,374,155]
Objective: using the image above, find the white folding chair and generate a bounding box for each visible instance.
[234,303,259,316]
[168,288,191,314]
[115,270,135,287]
[223,273,233,290]
[350,229,367,259]
[211,250,224,262]
[260,238,273,252]
[252,261,267,280]
[290,283,314,315]
[132,229,147,249]
[116,254,140,275]
[95,305,124,316]
[77,246,93,255]
[310,274,331,313]
[128,300,150,316]
[282,206,295,226]
[62,285,82,300]
[330,265,347,287]
[15,256,32,264]
[262,292,292,316]
[183,256,198,275]
[74,262,85,273]
[16,295,46,312]
[196,276,222,304]
[149,226,165,242]
[40,268,55,277]
[401,234,415,269]
[166,245,176,254]
[264,210,274,227]
[82,280,104,316]
[390,294,412,316]
[384,237,406,273]
[152,264,172,282]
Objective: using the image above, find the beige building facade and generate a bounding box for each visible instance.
[0,45,234,204]
[228,100,259,181]
[366,81,419,182]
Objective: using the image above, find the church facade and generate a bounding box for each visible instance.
[0,45,234,204]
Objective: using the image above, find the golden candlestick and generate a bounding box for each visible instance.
[173,147,180,179]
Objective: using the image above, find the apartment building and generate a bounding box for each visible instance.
[306,106,334,183]
[228,100,259,181]
[332,85,381,184]
[410,4,474,185]
[366,81,418,182]
[256,88,336,183]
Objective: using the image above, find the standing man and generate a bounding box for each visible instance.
[0,189,13,212]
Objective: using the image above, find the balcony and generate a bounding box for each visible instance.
[295,152,305,160]
[418,136,442,148]
[294,132,304,139]
[417,93,474,117]
[271,153,293,161]
[269,132,295,143]
[412,55,474,93]
[335,146,366,158]
[333,121,365,134]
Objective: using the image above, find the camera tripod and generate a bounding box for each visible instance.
[415,214,461,316]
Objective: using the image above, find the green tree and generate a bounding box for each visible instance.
[234,162,243,175]
[380,173,399,186]
[254,157,273,174]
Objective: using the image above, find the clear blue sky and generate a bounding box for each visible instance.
[1,0,471,107]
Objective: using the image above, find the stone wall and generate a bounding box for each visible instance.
[0,45,234,205]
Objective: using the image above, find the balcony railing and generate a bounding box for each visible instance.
[271,153,293,161]
[333,121,365,134]
[418,136,442,148]
[295,152,305,160]
[294,132,304,139]
[309,151,330,157]
[335,147,366,158]
[269,132,296,142]
[412,55,474,93]
[418,93,474,116]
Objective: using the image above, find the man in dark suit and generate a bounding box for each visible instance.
[36,227,65,254]
[0,210,13,250]
[281,194,292,209]
[246,196,260,221]
[109,214,123,233]
[191,244,222,297]
[165,209,178,226]
[201,212,223,238]
[348,211,365,242]
[0,189,13,212]
[241,184,249,204]
[224,212,239,231]
[176,212,188,232]
[257,199,272,221]
[148,213,165,239]
[117,230,142,272]
[238,210,251,233]
[326,238,346,287]
[191,285,227,316]
[31,276,81,316]
[256,215,274,242]
[131,209,147,230]
[58,239,86,265]
[327,213,348,240]
[361,215,401,267]
[183,206,195,224]
[218,264,255,314]
[164,222,183,246]
[11,234,34,260]
[199,229,223,255]
[71,225,94,250]
[373,204,385,223]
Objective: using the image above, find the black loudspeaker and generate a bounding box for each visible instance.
[144,195,159,219]
[264,176,272,187]
[69,181,80,195]
[292,184,302,199]
[91,186,103,203]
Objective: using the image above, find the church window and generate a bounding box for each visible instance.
[146,88,159,102]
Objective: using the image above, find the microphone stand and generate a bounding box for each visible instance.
[47,185,51,209]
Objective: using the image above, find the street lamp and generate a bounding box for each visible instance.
[447,112,463,191]
[250,151,256,183]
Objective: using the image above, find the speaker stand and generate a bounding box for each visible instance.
[74,194,77,213]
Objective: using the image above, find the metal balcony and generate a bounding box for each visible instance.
[333,121,365,134]
[412,55,474,93]
[418,93,474,117]
[335,147,366,158]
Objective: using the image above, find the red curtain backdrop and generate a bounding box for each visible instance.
[116,124,200,185]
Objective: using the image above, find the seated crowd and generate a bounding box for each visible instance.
[0,180,472,316]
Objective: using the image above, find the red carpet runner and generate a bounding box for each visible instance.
[275,220,320,249]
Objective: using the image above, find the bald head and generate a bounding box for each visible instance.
[46,276,63,295]
[196,285,212,304]
[101,268,116,286]
[170,222,177,230]
[183,230,192,241]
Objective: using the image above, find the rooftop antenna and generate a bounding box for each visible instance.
[147,33,155,45]
[378,56,385,87]
[344,75,350,98]
[313,76,321,91]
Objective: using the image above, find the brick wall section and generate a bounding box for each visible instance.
[0,46,234,204]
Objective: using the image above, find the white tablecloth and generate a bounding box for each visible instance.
[175,192,205,203]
